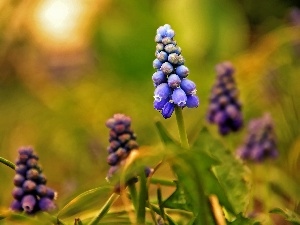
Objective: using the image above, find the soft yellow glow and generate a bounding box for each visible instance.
[29,0,88,50]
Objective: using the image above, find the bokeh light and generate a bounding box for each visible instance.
[30,0,88,50]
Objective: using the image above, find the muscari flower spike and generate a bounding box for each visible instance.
[236,113,278,162]
[152,24,199,119]
[207,61,243,135]
[11,146,56,214]
[105,114,153,192]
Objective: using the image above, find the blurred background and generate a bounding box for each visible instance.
[0,0,299,222]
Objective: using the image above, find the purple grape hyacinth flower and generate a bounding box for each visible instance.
[105,114,153,193]
[207,61,243,135]
[236,113,278,162]
[10,146,56,214]
[152,24,199,119]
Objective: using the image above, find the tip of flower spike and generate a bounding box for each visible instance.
[215,61,234,77]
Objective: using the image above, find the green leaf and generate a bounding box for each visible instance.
[193,127,251,214]
[270,208,300,224]
[228,213,261,225]
[57,186,112,219]
[162,181,191,211]
[1,212,54,225]
[268,166,300,202]
[154,120,180,146]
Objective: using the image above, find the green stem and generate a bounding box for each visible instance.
[0,157,15,170]
[137,171,147,224]
[174,106,189,149]
[88,193,119,225]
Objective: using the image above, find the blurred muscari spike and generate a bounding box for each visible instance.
[105,114,153,192]
[152,24,199,119]
[236,113,278,162]
[10,146,56,214]
[207,61,243,135]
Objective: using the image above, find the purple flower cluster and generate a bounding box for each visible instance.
[207,61,243,135]
[11,147,56,214]
[236,113,278,162]
[106,114,152,189]
[152,24,199,119]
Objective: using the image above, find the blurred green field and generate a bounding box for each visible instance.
[0,0,300,224]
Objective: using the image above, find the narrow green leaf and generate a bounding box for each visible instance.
[154,120,180,146]
[157,185,167,222]
[150,177,176,187]
[57,186,112,219]
[148,203,177,225]
[270,208,300,224]
[88,193,119,225]
[128,183,138,211]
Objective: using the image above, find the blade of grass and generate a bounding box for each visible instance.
[88,193,119,225]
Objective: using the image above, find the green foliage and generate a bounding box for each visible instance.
[57,186,112,220]
[270,208,300,225]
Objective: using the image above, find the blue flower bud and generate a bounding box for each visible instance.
[164,44,177,54]
[168,53,179,64]
[176,65,189,78]
[36,185,48,196]
[160,62,173,75]
[161,102,175,118]
[156,43,164,52]
[166,29,175,38]
[172,88,187,107]
[174,46,182,55]
[168,74,181,88]
[154,83,171,102]
[107,153,119,166]
[225,105,239,119]
[154,98,169,110]
[39,197,56,211]
[180,79,196,95]
[21,195,36,213]
[156,51,168,62]
[155,34,162,43]
[153,59,162,69]
[214,111,227,125]
[23,180,37,192]
[14,174,25,186]
[12,187,24,199]
[186,95,199,108]
[10,200,22,211]
[177,55,185,65]
[152,71,166,86]
[162,37,173,45]
[157,25,168,37]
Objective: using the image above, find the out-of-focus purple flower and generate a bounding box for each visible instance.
[10,146,56,214]
[152,24,199,119]
[105,114,153,192]
[236,113,278,162]
[207,61,243,135]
